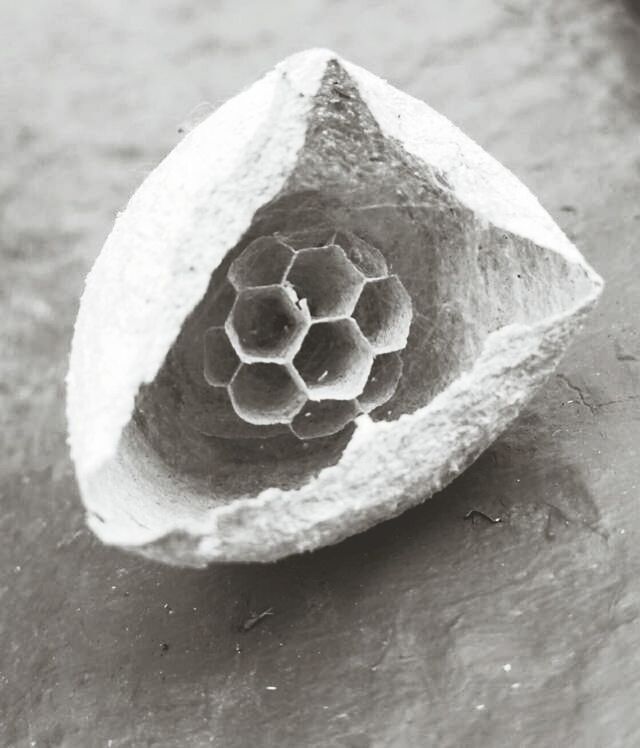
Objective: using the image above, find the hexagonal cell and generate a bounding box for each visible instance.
[281,228,388,278]
[228,236,295,290]
[293,319,374,401]
[226,285,310,362]
[281,226,335,251]
[229,363,306,425]
[285,245,365,318]
[203,326,240,386]
[352,276,413,354]
[290,399,360,440]
[357,352,403,413]
[331,230,388,278]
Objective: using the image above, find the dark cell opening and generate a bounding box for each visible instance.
[357,352,403,413]
[352,276,412,354]
[228,236,294,290]
[332,230,388,278]
[293,319,373,400]
[291,399,360,439]
[285,245,364,318]
[229,363,306,425]
[227,285,309,361]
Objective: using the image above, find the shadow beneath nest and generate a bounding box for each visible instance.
[109,405,606,692]
[31,397,621,748]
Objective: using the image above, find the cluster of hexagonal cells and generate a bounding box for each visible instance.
[203,229,412,439]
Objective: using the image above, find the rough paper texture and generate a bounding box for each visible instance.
[66,49,603,565]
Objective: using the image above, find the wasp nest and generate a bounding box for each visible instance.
[67,49,603,566]
[202,230,411,440]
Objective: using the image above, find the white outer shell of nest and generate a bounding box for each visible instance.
[66,48,603,566]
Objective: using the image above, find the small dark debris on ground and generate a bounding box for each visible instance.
[239,607,275,632]
[464,509,503,524]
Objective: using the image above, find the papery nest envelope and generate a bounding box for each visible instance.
[67,49,603,566]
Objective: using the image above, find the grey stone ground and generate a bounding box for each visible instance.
[2,1,640,746]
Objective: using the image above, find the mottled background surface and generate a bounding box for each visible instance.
[2,1,639,746]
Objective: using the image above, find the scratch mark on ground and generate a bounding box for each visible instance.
[238,607,274,632]
[556,373,598,415]
[369,623,397,672]
[596,395,640,408]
